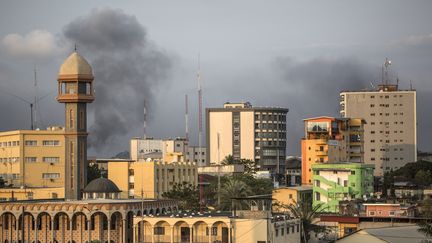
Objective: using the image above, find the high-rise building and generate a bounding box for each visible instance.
[57,51,95,200]
[340,84,416,176]
[301,117,365,185]
[206,102,288,173]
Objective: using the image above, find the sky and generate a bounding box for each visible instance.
[0,1,431,157]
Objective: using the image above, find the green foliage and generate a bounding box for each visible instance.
[87,164,103,182]
[392,160,432,181]
[415,170,432,186]
[221,155,257,175]
[283,200,327,242]
[219,177,251,210]
[418,221,432,238]
[162,182,200,211]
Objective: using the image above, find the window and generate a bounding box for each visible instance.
[43,140,60,146]
[25,140,37,146]
[25,157,37,163]
[369,211,375,216]
[43,157,59,163]
[289,194,293,199]
[389,211,395,216]
[351,171,355,175]
[211,227,218,236]
[42,173,60,179]
[315,192,321,201]
[154,226,165,235]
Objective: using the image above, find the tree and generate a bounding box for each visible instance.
[218,177,251,210]
[415,170,432,187]
[418,221,432,242]
[162,182,200,211]
[0,177,5,188]
[238,159,257,175]
[87,164,103,182]
[285,200,327,243]
[221,155,235,165]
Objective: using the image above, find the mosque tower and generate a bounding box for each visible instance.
[57,50,94,200]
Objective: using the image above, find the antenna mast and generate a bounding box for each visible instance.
[197,53,204,211]
[143,99,147,139]
[185,94,189,141]
[33,66,38,130]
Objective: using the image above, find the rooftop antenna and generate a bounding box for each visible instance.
[33,66,38,129]
[143,99,147,139]
[410,80,413,90]
[384,58,391,85]
[74,43,77,51]
[185,94,189,141]
[197,53,204,212]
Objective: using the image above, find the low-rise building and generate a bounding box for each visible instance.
[312,163,374,213]
[108,159,197,199]
[363,203,415,217]
[197,164,244,176]
[0,187,64,201]
[272,186,312,212]
[133,197,301,243]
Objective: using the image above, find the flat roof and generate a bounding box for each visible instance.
[274,186,312,191]
[0,198,165,205]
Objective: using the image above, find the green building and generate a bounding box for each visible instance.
[312,163,374,213]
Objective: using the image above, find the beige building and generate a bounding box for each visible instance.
[206,102,288,173]
[301,116,365,185]
[130,137,208,165]
[0,187,64,201]
[272,186,313,212]
[108,160,197,199]
[340,84,417,175]
[0,127,66,189]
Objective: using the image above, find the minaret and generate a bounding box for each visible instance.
[57,50,94,200]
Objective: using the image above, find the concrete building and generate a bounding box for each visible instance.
[133,197,301,243]
[0,127,66,189]
[363,203,415,217]
[272,186,312,212]
[130,137,208,165]
[340,84,417,176]
[108,159,197,199]
[285,156,301,186]
[0,179,177,243]
[206,102,288,174]
[301,116,365,185]
[312,163,374,213]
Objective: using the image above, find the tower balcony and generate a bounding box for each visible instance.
[57,94,94,103]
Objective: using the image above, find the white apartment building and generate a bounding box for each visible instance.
[340,84,416,176]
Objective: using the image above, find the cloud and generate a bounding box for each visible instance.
[1,30,64,59]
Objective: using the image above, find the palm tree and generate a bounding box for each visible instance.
[285,200,326,243]
[221,155,236,165]
[218,177,251,210]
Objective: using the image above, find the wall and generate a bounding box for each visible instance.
[240,111,255,161]
[208,111,233,164]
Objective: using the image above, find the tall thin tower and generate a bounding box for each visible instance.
[197,54,203,166]
[143,99,147,139]
[57,50,95,200]
[185,94,189,141]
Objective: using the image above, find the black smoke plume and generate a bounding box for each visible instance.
[63,8,172,153]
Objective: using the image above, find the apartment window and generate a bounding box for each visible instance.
[315,192,321,201]
[129,169,134,176]
[371,149,375,152]
[129,183,134,189]
[371,157,375,161]
[351,171,355,175]
[25,140,37,146]
[42,173,60,179]
[315,180,320,187]
[43,157,59,163]
[43,140,60,146]
[275,229,279,237]
[369,211,375,216]
[25,157,37,163]
[371,140,375,143]
[371,122,375,125]
[370,104,375,107]
[371,95,375,98]
[371,113,375,116]
[371,131,375,134]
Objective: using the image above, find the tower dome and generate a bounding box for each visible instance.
[58,51,93,80]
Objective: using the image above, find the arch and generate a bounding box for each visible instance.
[136,220,152,243]
[71,212,87,231]
[167,207,172,213]
[173,221,190,243]
[161,208,167,214]
[154,220,170,243]
[211,221,230,243]
[90,211,109,234]
[143,209,148,215]
[136,210,142,217]
[110,211,123,231]
[155,208,160,215]
[149,209,154,215]
[53,212,70,232]
[193,221,209,243]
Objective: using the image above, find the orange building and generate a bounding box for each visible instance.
[301,116,365,185]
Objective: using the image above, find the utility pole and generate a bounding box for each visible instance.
[217,132,221,206]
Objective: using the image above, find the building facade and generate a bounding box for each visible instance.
[285,156,301,186]
[0,128,66,189]
[130,137,208,165]
[272,186,312,212]
[340,84,417,176]
[206,102,288,173]
[312,163,374,213]
[108,160,197,199]
[301,117,365,185]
